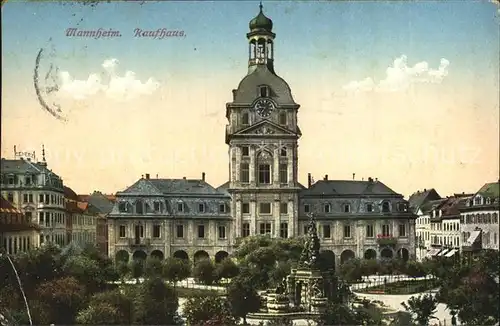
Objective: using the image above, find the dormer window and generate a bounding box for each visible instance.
[8,175,14,185]
[242,112,249,126]
[242,146,249,157]
[135,200,144,214]
[259,85,269,98]
[324,204,331,213]
[219,203,226,213]
[118,202,128,213]
[474,197,482,205]
[343,204,350,213]
[382,202,390,213]
[198,203,205,213]
[154,201,161,212]
[486,197,491,205]
[177,202,184,212]
[279,111,287,125]
[366,203,373,212]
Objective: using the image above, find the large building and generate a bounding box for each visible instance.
[107,5,417,266]
[460,181,499,251]
[0,149,67,248]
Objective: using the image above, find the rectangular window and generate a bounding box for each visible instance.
[198,225,205,238]
[259,222,272,235]
[366,203,373,212]
[241,146,249,157]
[366,224,374,238]
[39,212,44,223]
[279,164,288,184]
[280,148,287,157]
[45,195,49,204]
[119,225,126,238]
[28,194,33,203]
[23,194,28,203]
[343,225,351,238]
[39,194,44,203]
[154,202,160,212]
[8,176,14,185]
[280,222,288,238]
[343,204,350,213]
[198,203,205,213]
[303,225,308,235]
[25,212,32,223]
[324,204,331,213]
[280,202,288,214]
[260,203,271,214]
[218,225,226,239]
[241,163,250,183]
[219,203,226,213]
[399,224,406,237]
[258,164,271,184]
[304,204,310,213]
[382,224,391,236]
[153,225,161,238]
[279,112,287,125]
[259,85,269,97]
[242,113,249,126]
[176,225,184,238]
[323,224,331,238]
[177,202,184,212]
[242,202,250,214]
[242,223,250,237]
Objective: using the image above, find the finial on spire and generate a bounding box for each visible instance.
[42,144,46,162]
[259,1,263,12]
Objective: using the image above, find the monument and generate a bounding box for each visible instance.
[248,213,337,321]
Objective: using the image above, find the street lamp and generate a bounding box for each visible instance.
[0,252,32,325]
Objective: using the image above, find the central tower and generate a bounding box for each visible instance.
[225,3,302,239]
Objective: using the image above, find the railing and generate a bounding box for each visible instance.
[376,234,397,246]
[128,238,151,247]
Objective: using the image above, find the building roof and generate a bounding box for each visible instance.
[409,188,441,211]
[118,178,229,197]
[440,196,469,218]
[249,4,273,32]
[232,65,297,106]
[0,158,57,177]
[79,191,115,214]
[476,181,500,199]
[63,186,78,201]
[300,179,401,197]
[0,196,22,214]
[420,198,448,215]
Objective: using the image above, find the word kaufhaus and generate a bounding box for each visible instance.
[66,28,122,39]
[134,28,185,39]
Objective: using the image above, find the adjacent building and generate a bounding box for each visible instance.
[64,186,97,248]
[107,5,417,267]
[460,181,499,251]
[0,152,66,248]
[0,196,41,254]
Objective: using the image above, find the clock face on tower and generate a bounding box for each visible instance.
[254,99,275,118]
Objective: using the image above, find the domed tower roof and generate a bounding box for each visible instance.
[249,2,273,32]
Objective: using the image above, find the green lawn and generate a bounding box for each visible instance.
[356,279,440,295]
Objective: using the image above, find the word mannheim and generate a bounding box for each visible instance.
[107,6,417,268]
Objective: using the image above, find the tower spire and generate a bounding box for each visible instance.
[259,1,263,12]
[42,144,46,162]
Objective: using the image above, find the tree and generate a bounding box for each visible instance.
[405,260,427,278]
[401,293,438,326]
[316,302,359,326]
[76,289,134,325]
[215,258,240,281]
[337,259,363,282]
[144,256,163,279]
[193,259,218,285]
[183,295,237,326]
[62,255,104,294]
[34,276,86,325]
[133,277,181,325]
[116,260,130,283]
[129,259,144,284]
[163,257,191,287]
[227,277,261,324]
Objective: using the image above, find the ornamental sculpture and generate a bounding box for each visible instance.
[298,213,321,269]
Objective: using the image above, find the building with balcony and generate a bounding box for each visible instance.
[460,181,499,251]
[0,195,40,254]
[107,4,417,268]
[0,154,66,248]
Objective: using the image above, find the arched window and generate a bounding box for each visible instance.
[382,201,390,213]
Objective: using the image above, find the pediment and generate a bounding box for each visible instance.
[122,179,163,195]
[234,120,296,136]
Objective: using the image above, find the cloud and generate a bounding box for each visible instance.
[57,58,160,101]
[343,55,450,93]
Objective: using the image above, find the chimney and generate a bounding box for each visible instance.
[307,173,312,188]
[141,174,144,179]
[183,176,186,180]
[145,173,150,180]
[368,177,373,182]
[324,174,328,181]
[352,173,355,180]
[362,177,364,181]
[375,177,378,182]
[424,188,427,192]
[156,174,158,179]
[202,172,206,181]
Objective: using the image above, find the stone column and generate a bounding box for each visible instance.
[235,147,241,182]
[273,147,280,185]
[274,197,281,238]
[235,199,242,238]
[250,199,257,236]
[250,146,256,185]
[288,199,294,238]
